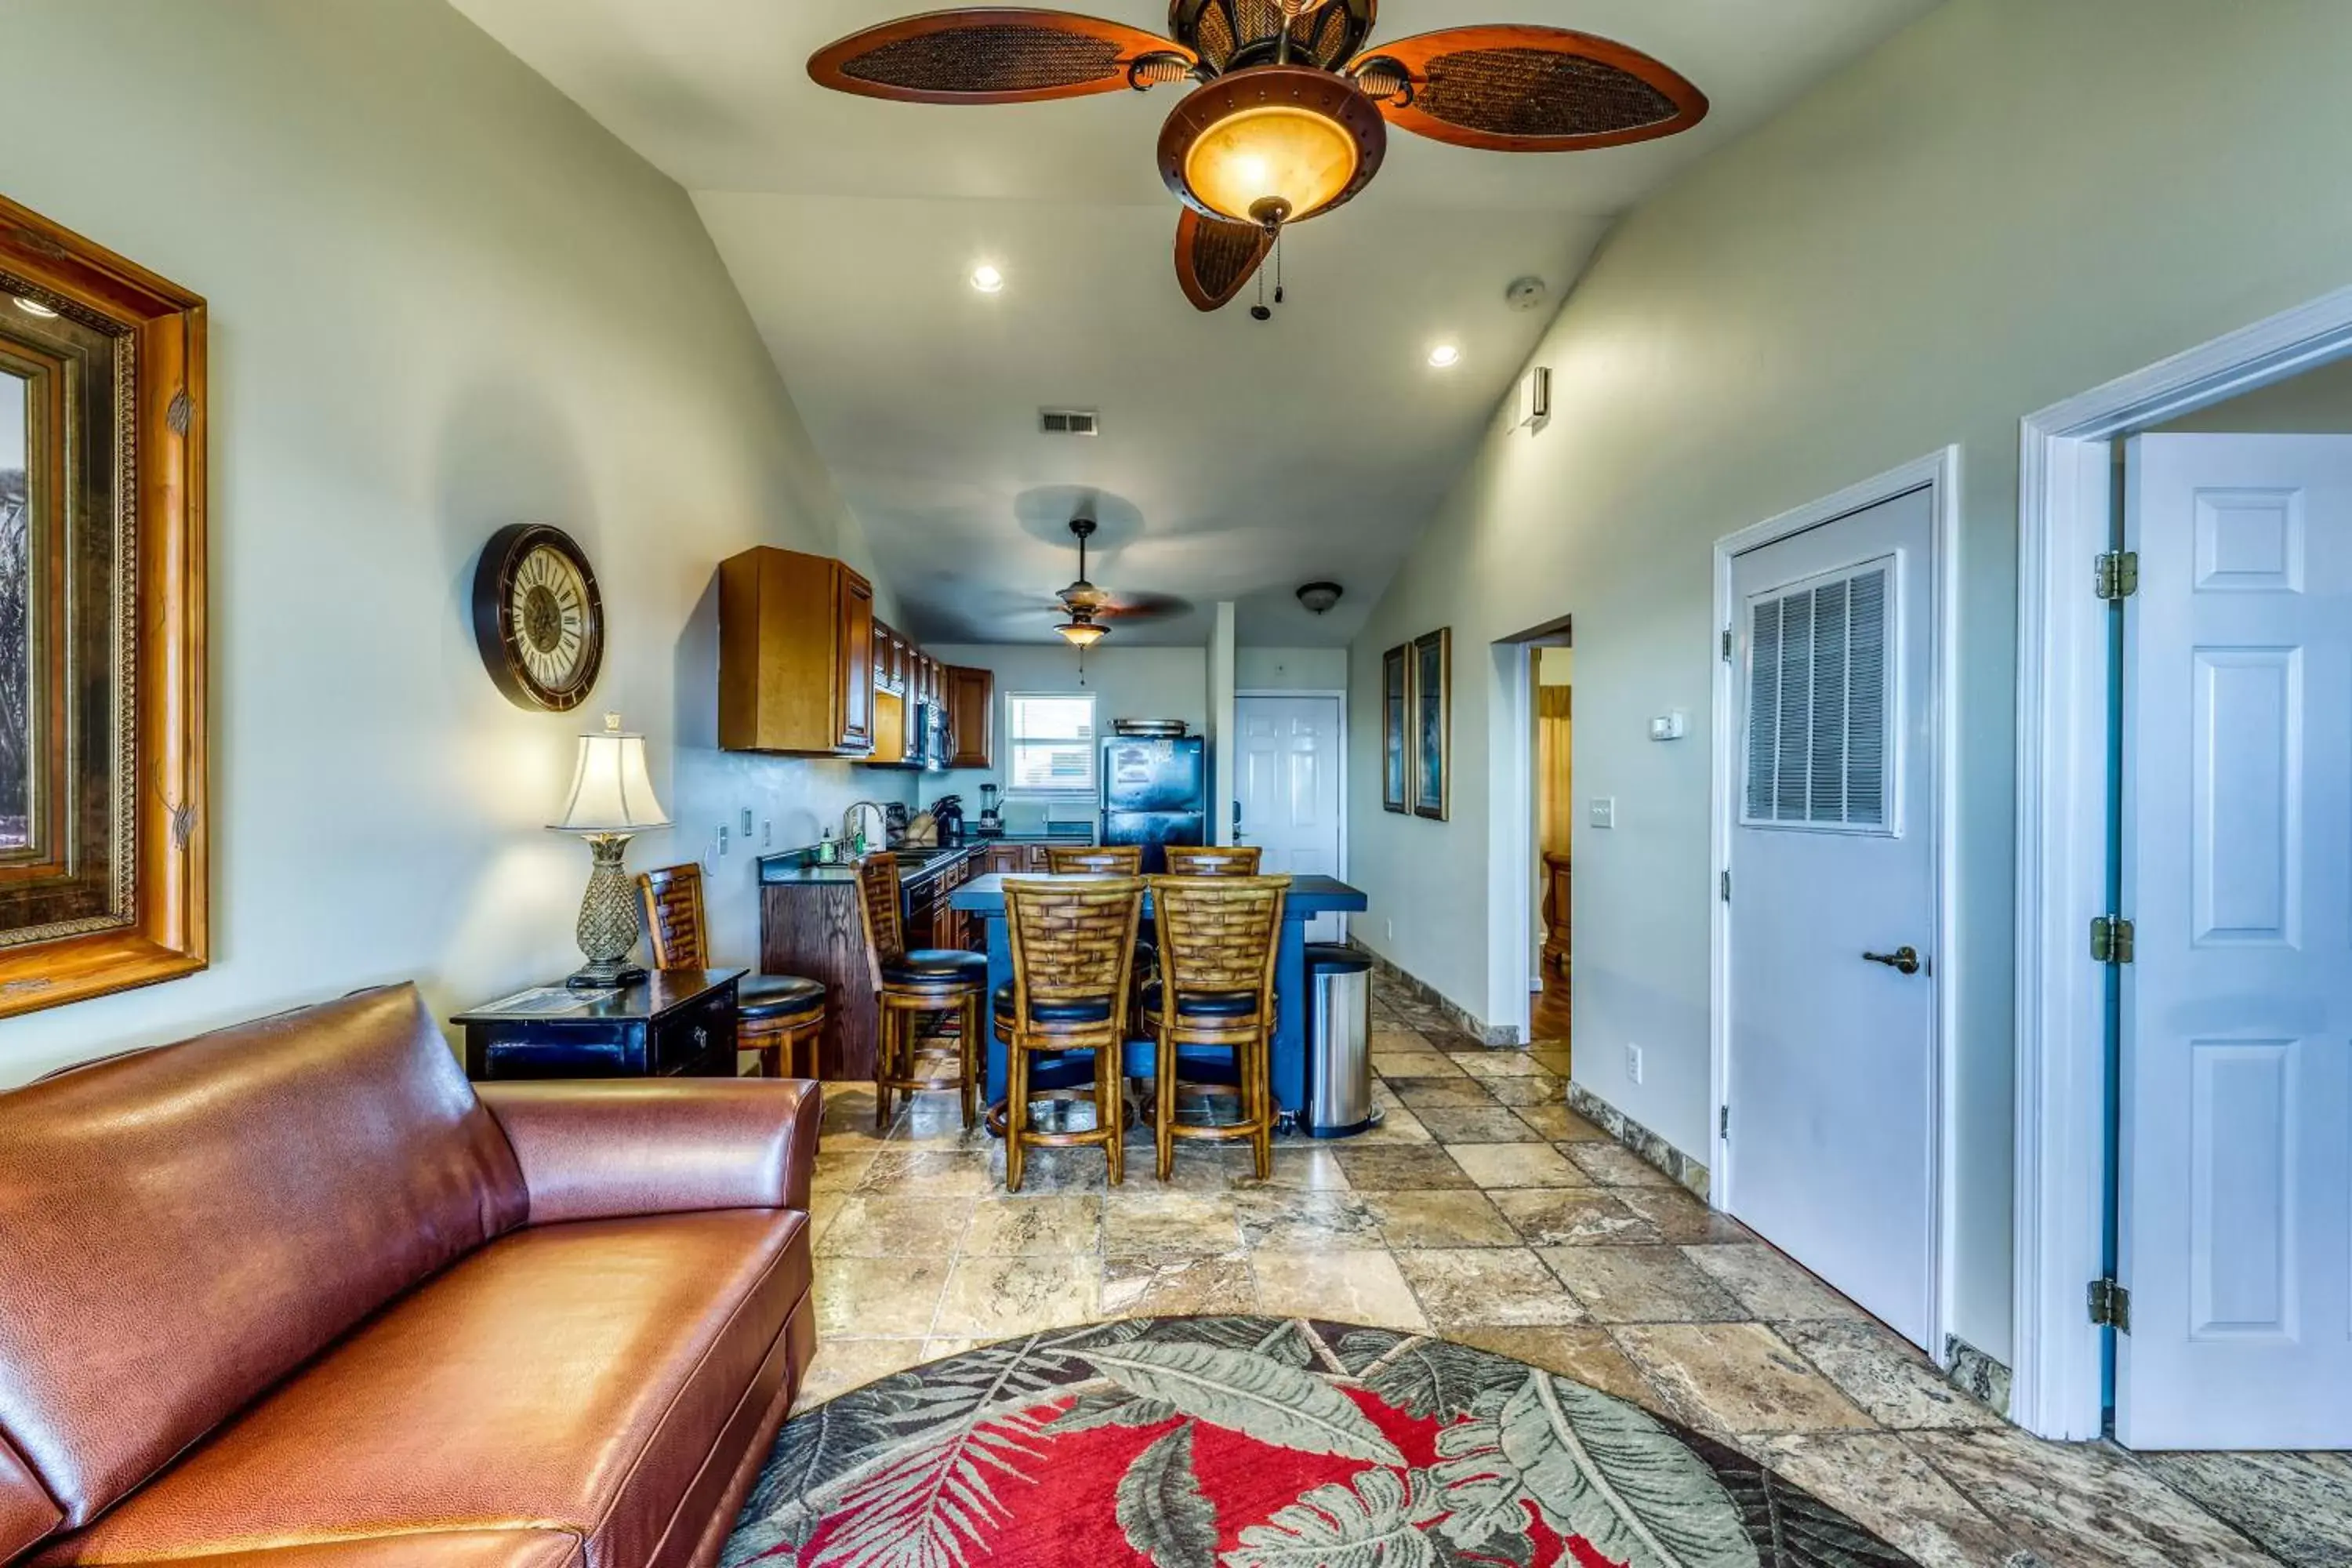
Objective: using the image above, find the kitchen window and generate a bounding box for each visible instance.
[1004,691,1098,795]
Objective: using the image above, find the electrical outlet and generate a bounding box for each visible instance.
[762,819,773,848]
[740,808,753,835]
[1385,919,1395,941]
[1625,1043,1644,1085]
[717,825,730,856]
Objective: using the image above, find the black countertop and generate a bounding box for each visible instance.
[757,828,1097,887]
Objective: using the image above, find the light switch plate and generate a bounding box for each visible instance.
[1589,797,1616,829]
[1626,1043,1644,1085]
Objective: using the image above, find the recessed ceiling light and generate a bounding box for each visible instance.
[970,264,1005,294]
[1427,343,1461,369]
[13,297,59,318]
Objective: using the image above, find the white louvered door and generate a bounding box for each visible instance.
[2118,435,2352,1449]
[1727,486,1938,1348]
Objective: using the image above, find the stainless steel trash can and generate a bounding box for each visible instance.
[1303,943,1378,1138]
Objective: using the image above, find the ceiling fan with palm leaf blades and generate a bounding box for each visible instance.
[808,2,1709,313]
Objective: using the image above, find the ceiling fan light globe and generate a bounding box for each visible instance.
[1184,103,1356,224]
[1159,65,1386,229]
[1056,619,1109,648]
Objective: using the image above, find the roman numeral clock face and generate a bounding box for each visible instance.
[470,524,605,711]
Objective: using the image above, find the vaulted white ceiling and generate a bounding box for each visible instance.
[453,0,1936,644]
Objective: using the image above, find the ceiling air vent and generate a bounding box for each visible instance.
[1040,408,1099,437]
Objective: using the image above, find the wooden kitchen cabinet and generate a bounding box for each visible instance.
[946,665,995,769]
[719,547,874,755]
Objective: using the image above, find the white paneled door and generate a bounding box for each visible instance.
[1726,487,1939,1350]
[1235,695,1344,942]
[2119,435,2352,1449]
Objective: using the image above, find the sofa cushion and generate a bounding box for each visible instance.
[0,985,528,1533]
[0,1435,60,1564]
[33,1210,808,1568]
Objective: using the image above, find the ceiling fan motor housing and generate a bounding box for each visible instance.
[1169,0,1374,75]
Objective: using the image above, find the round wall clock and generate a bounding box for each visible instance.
[470,523,605,711]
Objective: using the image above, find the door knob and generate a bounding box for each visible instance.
[1862,946,1922,975]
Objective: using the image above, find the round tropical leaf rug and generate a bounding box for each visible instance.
[724,1316,1921,1568]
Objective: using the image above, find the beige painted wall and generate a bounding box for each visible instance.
[2154,351,2352,433]
[0,0,909,1082]
[1345,0,2352,1365]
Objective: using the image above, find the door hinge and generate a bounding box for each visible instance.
[2091,915,2136,964]
[1721,628,1733,662]
[1719,869,1731,902]
[2095,550,2140,601]
[2088,1276,2132,1332]
[1719,1105,1730,1139]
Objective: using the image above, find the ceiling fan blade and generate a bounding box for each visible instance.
[809,9,1194,104]
[1096,591,1189,622]
[1173,208,1272,312]
[1348,25,1707,152]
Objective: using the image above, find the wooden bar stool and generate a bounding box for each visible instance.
[1164,844,1262,876]
[636,864,826,1078]
[1143,873,1290,1180]
[854,851,989,1129]
[1047,844,1155,1008]
[999,875,1144,1192]
[1044,844,1143,874]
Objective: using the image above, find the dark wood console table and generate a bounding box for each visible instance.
[453,968,745,1080]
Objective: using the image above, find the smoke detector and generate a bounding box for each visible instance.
[1504,276,1548,312]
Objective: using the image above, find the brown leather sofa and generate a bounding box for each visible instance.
[0,985,821,1568]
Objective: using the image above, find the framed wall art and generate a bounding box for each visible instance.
[1381,642,1410,813]
[1411,627,1450,820]
[0,194,207,1018]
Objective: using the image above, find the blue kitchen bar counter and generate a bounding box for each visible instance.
[948,872,1369,1113]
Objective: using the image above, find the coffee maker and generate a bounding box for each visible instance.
[975,783,1004,837]
[931,793,965,844]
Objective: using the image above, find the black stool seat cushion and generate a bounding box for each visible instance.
[883,949,989,986]
[993,981,1114,1027]
[1141,983,1259,1020]
[738,974,826,1019]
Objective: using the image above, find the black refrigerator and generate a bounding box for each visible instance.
[1101,735,1207,872]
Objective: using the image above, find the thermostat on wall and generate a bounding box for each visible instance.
[1649,711,1687,742]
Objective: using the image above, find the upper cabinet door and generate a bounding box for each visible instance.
[718,546,877,756]
[947,665,995,769]
[837,570,875,751]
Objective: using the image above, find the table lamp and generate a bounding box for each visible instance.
[550,713,670,989]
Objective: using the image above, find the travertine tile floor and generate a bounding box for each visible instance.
[793,981,2350,1568]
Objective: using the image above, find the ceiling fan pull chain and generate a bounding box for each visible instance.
[1275,230,1285,306]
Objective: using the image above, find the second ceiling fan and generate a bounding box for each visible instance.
[808,2,1709,312]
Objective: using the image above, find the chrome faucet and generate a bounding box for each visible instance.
[841,800,890,854]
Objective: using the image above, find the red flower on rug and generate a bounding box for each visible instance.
[725,1316,1919,1568]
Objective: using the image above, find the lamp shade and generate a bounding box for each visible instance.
[550,724,669,833]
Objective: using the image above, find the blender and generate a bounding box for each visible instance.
[975,783,1004,837]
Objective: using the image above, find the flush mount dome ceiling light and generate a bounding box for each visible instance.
[970,263,1005,292]
[809,4,1708,315]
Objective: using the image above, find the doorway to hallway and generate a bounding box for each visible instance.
[1531,647,1573,1047]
